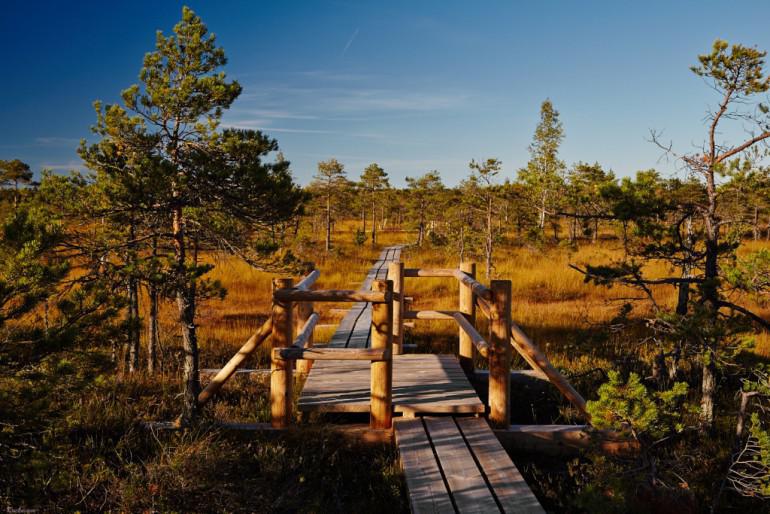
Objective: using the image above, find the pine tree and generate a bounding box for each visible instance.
[519,99,566,236]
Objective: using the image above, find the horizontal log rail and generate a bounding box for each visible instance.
[198,317,273,407]
[403,268,456,277]
[402,267,493,302]
[273,346,391,361]
[452,312,489,358]
[510,323,590,421]
[273,288,390,303]
[403,309,459,320]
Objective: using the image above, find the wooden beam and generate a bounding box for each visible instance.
[510,323,590,421]
[403,310,459,320]
[295,269,320,291]
[273,288,389,304]
[458,262,476,375]
[403,268,456,277]
[294,303,315,374]
[388,262,404,355]
[453,268,493,301]
[475,295,493,319]
[271,278,294,429]
[197,317,272,407]
[494,425,639,456]
[370,279,394,429]
[452,312,489,358]
[489,280,512,428]
[273,346,390,361]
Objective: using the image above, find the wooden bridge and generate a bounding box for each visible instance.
[196,246,624,513]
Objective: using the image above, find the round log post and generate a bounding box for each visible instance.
[295,301,314,375]
[458,262,476,375]
[271,278,294,428]
[488,280,512,428]
[370,279,393,429]
[388,262,404,355]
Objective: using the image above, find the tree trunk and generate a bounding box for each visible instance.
[174,205,199,423]
[325,194,332,252]
[486,196,493,279]
[371,200,377,245]
[753,205,760,241]
[700,347,717,431]
[148,283,159,373]
[677,217,694,315]
[128,277,139,372]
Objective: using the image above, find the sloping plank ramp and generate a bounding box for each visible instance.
[395,417,544,514]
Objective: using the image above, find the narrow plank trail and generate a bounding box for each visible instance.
[298,246,545,513]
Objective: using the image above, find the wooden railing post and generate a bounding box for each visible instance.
[458,262,476,375]
[370,279,393,429]
[489,280,512,428]
[271,278,294,428]
[388,262,404,355]
[295,301,314,375]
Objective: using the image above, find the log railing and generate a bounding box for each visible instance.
[399,264,590,426]
[197,269,320,408]
[270,278,394,429]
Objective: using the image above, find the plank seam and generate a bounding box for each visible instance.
[421,417,460,514]
[453,417,505,513]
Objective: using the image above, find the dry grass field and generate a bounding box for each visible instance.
[145,222,770,426]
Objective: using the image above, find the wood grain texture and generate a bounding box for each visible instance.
[424,417,499,513]
[456,418,544,513]
[394,418,454,514]
[298,354,484,415]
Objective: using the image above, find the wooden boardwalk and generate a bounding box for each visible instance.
[300,246,484,416]
[328,245,402,348]
[295,245,544,512]
[395,417,544,514]
[299,354,484,415]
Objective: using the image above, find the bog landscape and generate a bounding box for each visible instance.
[1,4,770,513]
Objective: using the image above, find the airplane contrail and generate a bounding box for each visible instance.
[341,28,359,57]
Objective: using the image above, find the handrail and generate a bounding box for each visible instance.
[292,312,319,349]
[510,323,590,421]
[295,269,320,291]
[474,295,494,319]
[403,268,456,277]
[273,288,390,303]
[404,310,459,320]
[452,269,493,301]
[197,317,273,407]
[452,312,489,358]
[273,346,390,361]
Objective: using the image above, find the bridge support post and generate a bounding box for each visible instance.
[458,262,476,375]
[271,278,294,428]
[295,300,314,375]
[388,262,404,356]
[488,280,512,428]
[370,279,393,429]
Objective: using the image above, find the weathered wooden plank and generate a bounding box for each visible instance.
[423,417,499,513]
[395,418,454,514]
[456,418,544,513]
[299,354,484,415]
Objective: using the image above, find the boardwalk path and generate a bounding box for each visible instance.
[299,246,484,416]
[299,246,544,513]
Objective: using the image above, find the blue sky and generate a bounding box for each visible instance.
[2,1,770,186]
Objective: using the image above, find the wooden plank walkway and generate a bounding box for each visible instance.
[299,354,484,415]
[328,245,402,348]
[395,417,544,514]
